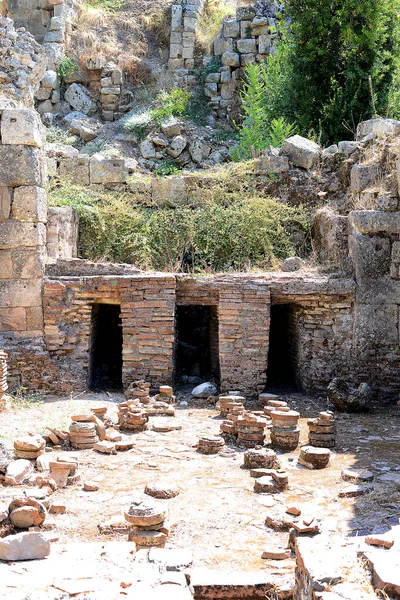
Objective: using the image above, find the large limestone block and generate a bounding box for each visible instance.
[89,155,128,184]
[281,135,321,170]
[1,110,45,148]
[58,155,90,186]
[152,177,187,203]
[65,83,97,115]
[258,34,272,54]
[0,251,12,278]
[0,532,50,561]
[166,135,187,158]
[356,118,400,140]
[0,146,46,187]
[222,50,240,67]
[350,163,380,194]
[350,211,400,235]
[255,156,289,175]
[224,19,240,38]
[0,279,42,308]
[350,232,391,279]
[0,307,26,331]
[0,221,46,250]
[0,187,11,221]
[11,186,47,223]
[236,38,256,53]
[354,304,399,348]
[12,248,45,279]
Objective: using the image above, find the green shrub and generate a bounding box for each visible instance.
[154,161,180,177]
[231,63,296,161]
[56,57,78,89]
[261,0,400,143]
[84,0,124,14]
[152,88,191,124]
[48,180,310,272]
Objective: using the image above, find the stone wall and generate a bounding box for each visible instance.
[0,107,61,390]
[46,206,78,263]
[169,0,206,77]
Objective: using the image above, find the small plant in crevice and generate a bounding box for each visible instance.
[56,57,78,90]
[154,160,180,177]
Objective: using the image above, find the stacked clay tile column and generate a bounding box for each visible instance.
[0,350,8,410]
[218,280,270,396]
[0,109,48,386]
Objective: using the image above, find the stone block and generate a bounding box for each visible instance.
[236,6,256,21]
[350,233,391,279]
[183,16,197,31]
[182,46,194,59]
[65,83,97,115]
[350,210,400,234]
[205,72,220,83]
[356,118,400,140]
[12,186,47,223]
[42,70,58,89]
[237,38,256,53]
[58,155,90,186]
[43,30,64,43]
[152,177,187,203]
[240,20,251,38]
[170,32,183,44]
[224,19,240,38]
[140,139,156,159]
[112,69,123,85]
[0,251,12,278]
[0,307,26,331]
[189,139,211,163]
[220,70,231,84]
[214,35,233,56]
[168,58,185,70]
[350,163,380,194]
[170,43,182,59]
[222,51,240,67]
[171,5,183,30]
[0,279,42,308]
[281,135,321,170]
[166,135,187,158]
[204,82,218,97]
[258,34,272,54]
[11,248,45,279]
[0,146,46,187]
[90,155,128,184]
[251,17,269,35]
[354,303,399,348]
[241,54,256,66]
[220,81,236,100]
[0,221,46,250]
[0,186,11,221]
[26,306,43,330]
[255,156,290,175]
[1,110,45,148]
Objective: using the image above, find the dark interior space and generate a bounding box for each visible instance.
[267,304,298,392]
[175,305,220,386]
[89,303,123,391]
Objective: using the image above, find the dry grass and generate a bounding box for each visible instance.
[68,0,172,79]
[197,0,236,54]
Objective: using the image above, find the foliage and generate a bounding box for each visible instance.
[84,0,125,14]
[261,0,400,143]
[56,57,78,89]
[120,109,154,140]
[194,57,222,86]
[80,139,105,155]
[197,0,236,53]
[48,178,310,273]
[231,63,296,161]
[154,161,180,177]
[46,127,77,146]
[152,88,191,124]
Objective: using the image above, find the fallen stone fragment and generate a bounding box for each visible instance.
[93,441,116,454]
[83,481,99,492]
[0,531,50,561]
[192,382,217,398]
[286,506,301,517]
[144,483,180,499]
[338,484,373,498]
[152,419,182,432]
[362,550,400,597]
[261,548,291,560]
[9,504,46,528]
[341,468,374,483]
[5,459,33,485]
[105,430,122,442]
[365,535,394,549]
[115,439,135,451]
[254,476,283,494]
[49,504,66,514]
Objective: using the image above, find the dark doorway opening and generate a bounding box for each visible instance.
[267,304,298,392]
[89,303,123,391]
[175,305,220,386]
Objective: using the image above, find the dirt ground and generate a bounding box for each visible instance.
[1,391,399,580]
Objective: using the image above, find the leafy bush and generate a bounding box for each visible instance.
[46,127,77,145]
[231,63,296,161]
[152,89,191,124]
[48,179,310,272]
[56,57,78,89]
[261,0,400,143]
